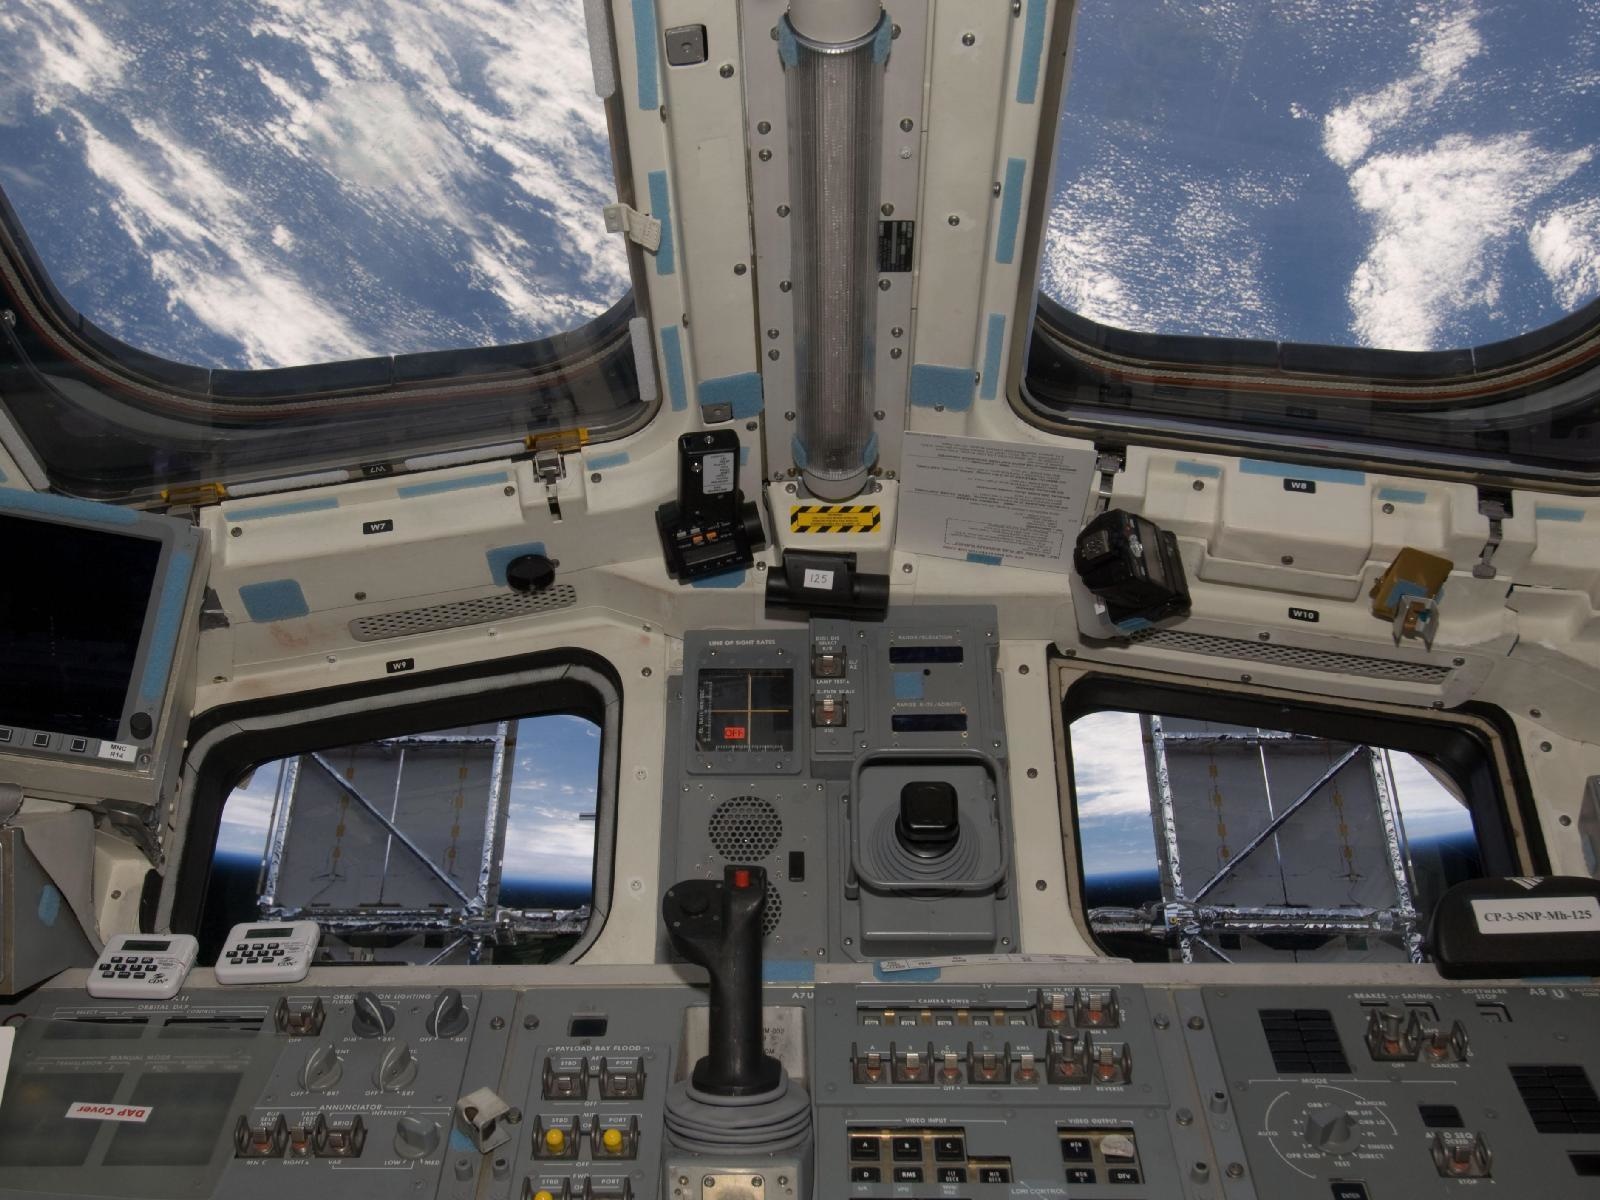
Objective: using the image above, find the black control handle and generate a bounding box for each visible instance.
[663,864,783,1097]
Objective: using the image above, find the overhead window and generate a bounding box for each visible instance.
[1,0,626,369]
[1064,706,1510,965]
[1041,0,1598,352]
[203,713,601,965]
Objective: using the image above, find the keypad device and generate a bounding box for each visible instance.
[214,921,320,984]
[86,933,198,1000]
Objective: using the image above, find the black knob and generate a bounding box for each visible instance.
[663,865,782,1097]
[128,711,153,740]
[352,991,395,1038]
[505,554,556,593]
[426,988,469,1038]
[896,781,960,859]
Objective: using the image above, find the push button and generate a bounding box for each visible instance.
[849,1136,879,1161]
[1331,1185,1370,1200]
[1066,1167,1097,1184]
[1108,1167,1141,1183]
[936,1167,967,1183]
[891,1136,922,1161]
[1061,1137,1093,1161]
[892,1167,923,1183]
[849,1167,880,1183]
[933,1135,965,1160]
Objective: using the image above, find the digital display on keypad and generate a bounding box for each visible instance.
[245,927,295,938]
[121,940,171,952]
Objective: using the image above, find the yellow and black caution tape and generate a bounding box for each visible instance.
[790,504,881,534]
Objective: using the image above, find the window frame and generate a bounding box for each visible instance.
[1007,2,1600,492]
[1050,662,1544,960]
[165,647,622,964]
[0,37,657,504]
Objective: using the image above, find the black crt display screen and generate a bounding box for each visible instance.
[695,668,795,752]
[0,514,162,739]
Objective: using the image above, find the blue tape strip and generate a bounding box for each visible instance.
[874,962,941,983]
[701,372,764,419]
[893,671,925,700]
[225,496,340,521]
[979,312,1006,400]
[1378,487,1428,505]
[871,14,892,63]
[660,325,689,412]
[790,435,809,470]
[1114,615,1154,633]
[239,579,310,622]
[587,451,631,471]
[486,541,548,586]
[777,18,799,67]
[37,884,61,927]
[138,544,193,711]
[1016,0,1047,103]
[966,551,1003,566]
[631,0,659,110]
[910,363,974,412]
[1240,458,1366,485]
[1175,460,1222,478]
[0,488,140,525]
[691,568,747,589]
[995,157,1027,264]
[396,470,509,499]
[1536,505,1586,522]
[763,960,817,984]
[648,170,674,275]
[739,446,749,467]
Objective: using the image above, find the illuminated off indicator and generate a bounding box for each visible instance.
[790,504,881,534]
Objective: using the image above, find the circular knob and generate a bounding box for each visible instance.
[298,1043,342,1091]
[351,991,395,1038]
[393,1115,440,1160]
[1304,1107,1356,1151]
[505,554,556,593]
[426,988,469,1038]
[374,1042,419,1092]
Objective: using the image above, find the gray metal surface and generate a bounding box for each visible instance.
[659,609,1017,963]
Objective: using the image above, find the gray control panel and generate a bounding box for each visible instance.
[659,609,1016,962]
[5,974,1600,1199]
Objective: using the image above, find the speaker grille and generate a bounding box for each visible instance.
[1129,628,1451,684]
[707,797,783,861]
[761,882,783,939]
[349,585,577,641]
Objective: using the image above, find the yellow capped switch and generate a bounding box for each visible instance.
[543,1127,566,1153]
[532,1192,555,1200]
[601,1127,624,1153]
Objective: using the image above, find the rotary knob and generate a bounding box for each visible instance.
[373,1042,419,1092]
[426,988,469,1038]
[1304,1106,1356,1152]
[393,1115,440,1160]
[351,991,395,1038]
[298,1042,343,1091]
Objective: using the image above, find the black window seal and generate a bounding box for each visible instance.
[164,647,623,963]
[1055,667,1546,958]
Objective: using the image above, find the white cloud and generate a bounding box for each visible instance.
[0,0,126,119]
[1345,133,1592,349]
[1069,712,1158,819]
[1530,197,1600,310]
[1321,6,1483,169]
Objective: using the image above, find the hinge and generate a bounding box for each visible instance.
[1474,490,1511,579]
[533,449,566,486]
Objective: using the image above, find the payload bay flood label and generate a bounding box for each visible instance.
[790,504,881,534]
[1471,896,1600,934]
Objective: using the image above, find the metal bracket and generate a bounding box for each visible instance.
[603,203,663,253]
[1393,592,1439,648]
[534,448,566,486]
[1474,494,1509,578]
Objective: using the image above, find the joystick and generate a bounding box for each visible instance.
[663,866,784,1096]
[660,864,814,1197]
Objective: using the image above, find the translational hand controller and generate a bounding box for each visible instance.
[663,864,784,1097]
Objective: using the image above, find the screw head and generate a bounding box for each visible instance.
[759,148,772,161]
[779,279,792,292]
[641,667,652,677]
[768,348,780,361]
[719,63,734,78]
[503,484,515,496]
[230,526,242,537]
[784,411,796,421]
[948,214,960,226]
[590,472,602,483]
[1281,554,1295,565]
[891,326,904,338]
[1026,767,1038,779]
[890,347,903,359]
[962,32,976,45]
[757,120,771,135]
[1382,502,1395,514]
[879,278,891,291]
[874,410,885,420]
[777,204,790,217]
[1193,479,1205,491]
[899,117,913,132]
[734,263,747,276]
[881,202,895,216]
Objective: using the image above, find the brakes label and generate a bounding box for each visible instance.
[789,505,881,534]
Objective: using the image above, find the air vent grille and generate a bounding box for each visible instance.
[1511,1064,1600,1133]
[707,797,783,861]
[1259,1008,1350,1074]
[1130,629,1451,684]
[349,586,577,641]
[761,883,783,940]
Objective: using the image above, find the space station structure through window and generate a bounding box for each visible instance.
[203,714,602,968]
